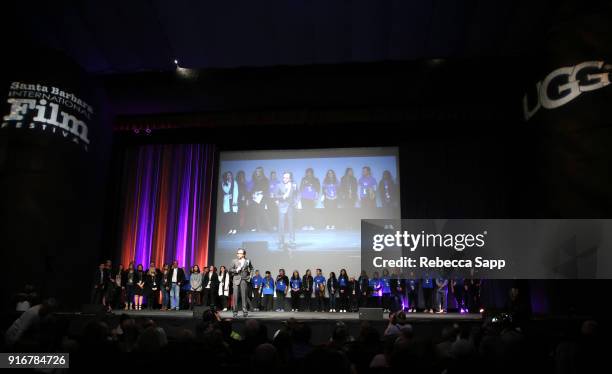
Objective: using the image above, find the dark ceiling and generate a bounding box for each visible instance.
[3,0,562,75]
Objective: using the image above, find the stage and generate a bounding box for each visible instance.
[117,309,483,322]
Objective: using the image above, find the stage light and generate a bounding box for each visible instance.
[479,308,485,314]
[173,59,179,65]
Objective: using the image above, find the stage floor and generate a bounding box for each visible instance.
[114,309,482,321]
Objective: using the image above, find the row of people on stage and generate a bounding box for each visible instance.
[93,259,481,314]
[220,166,399,235]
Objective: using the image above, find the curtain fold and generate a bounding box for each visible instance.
[119,144,214,269]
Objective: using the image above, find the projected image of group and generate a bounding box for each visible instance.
[215,148,400,276]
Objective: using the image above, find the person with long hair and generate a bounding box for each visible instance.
[338,269,349,313]
[134,264,145,310]
[299,168,320,230]
[202,265,219,310]
[125,262,136,310]
[114,264,125,310]
[379,170,398,208]
[340,168,357,228]
[249,166,270,232]
[406,271,419,313]
[322,169,340,230]
[358,270,369,308]
[144,264,160,310]
[290,270,301,312]
[218,265,230,311]
[327,271,338,312]
[236,170,248,231]
[348,276,358,312]
[160,264,171,311]
[268,171,280,231]
[189,265,202,309]
[302,269,314,312]
[381,268,392,313]
[358,166,377,209]
[313,269,326,312]
[221,171,239,235]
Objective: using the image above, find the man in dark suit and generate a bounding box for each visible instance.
[169,260,185,311]
[274,171,298,250]
[230,248,253,317]
[91,263,106,305]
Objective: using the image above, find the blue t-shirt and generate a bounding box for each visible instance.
[276,277,287,292]
[338,276,348,287]
[323,182,339,199]
[290,278,301,290]
[381,276,391,294]
[252,274,263,288]
[358,176,377,198]
[407,279,418,289]
[262,278,275,295]
[369,278,382,296]
[422,278,433,289]
[269,178,281,197]
[314,275,326,289]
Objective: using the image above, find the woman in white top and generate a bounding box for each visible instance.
[217,266,231,311]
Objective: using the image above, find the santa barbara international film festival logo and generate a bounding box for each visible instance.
[2,82,92,151]
[523,60,611,121]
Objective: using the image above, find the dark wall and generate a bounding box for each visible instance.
[0,47,112,310]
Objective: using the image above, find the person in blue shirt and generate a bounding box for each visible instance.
[322,169,339,230]
[358,166,377,209]
[275,269,289,312]
[369,271,382,308]
[381,269,392,312]
[289,270,302,312]
[261,271,275,311]
[250,270,263,312]
[422,274,434,313]
[337,268,349,312]
[313,269,326,312]
[406,271,419,313]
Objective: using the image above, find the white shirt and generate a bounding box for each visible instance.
[172,268,178,282]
